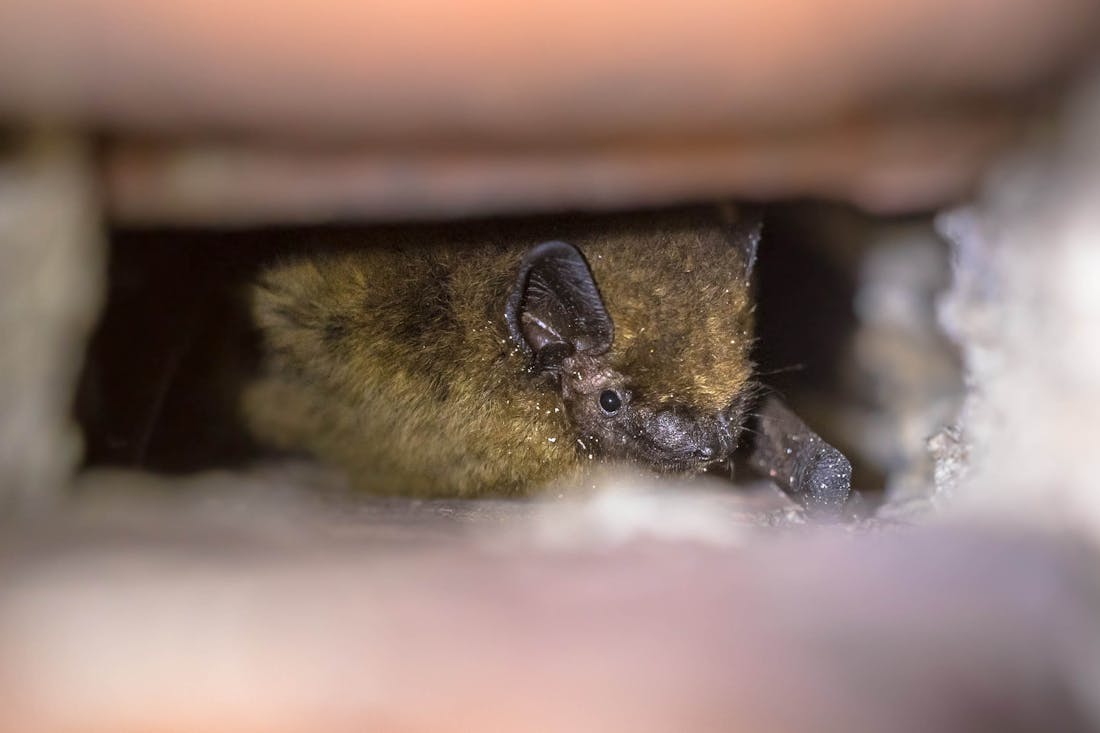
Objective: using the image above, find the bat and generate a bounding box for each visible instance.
[242,206,851,512]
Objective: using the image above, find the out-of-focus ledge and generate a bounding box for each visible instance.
[1,0,1097,222]
[1,0,1095,142]
[105,110,1015,225]
[1,505,1097,732]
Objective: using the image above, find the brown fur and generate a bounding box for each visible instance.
[243,208,755,497]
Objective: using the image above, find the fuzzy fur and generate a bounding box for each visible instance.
[243,208,755,497]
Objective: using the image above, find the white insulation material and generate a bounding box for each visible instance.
[933,71,1100,533]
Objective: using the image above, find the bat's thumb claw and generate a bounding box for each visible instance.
[794,443,852,517]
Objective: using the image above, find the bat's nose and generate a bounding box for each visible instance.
[650,408,724,464]
[693,444,716,460]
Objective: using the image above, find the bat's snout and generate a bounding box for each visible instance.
[646,407,728,469]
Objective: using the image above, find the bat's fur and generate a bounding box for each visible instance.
[243,207,756,497]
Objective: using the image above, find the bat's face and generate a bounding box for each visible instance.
[555,351,745,472]
[505,236,753,474]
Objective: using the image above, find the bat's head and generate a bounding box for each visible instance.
[505,209,760,473]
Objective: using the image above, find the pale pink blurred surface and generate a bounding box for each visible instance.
[0,514,1095,733]
[1,0,1097,219]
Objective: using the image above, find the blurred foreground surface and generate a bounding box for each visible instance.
[1,481,1098,733]
[2,0,1098,220]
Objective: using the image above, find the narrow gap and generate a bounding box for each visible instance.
[74,204,963,508]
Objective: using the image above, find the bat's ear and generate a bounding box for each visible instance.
[717,204,763,280]
[505,240,614,373]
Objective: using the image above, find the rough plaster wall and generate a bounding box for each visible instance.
[846,222,962,509]
[932,70,1100,531]
[0,132,102,511]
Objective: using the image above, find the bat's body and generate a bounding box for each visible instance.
[243,208,759,497]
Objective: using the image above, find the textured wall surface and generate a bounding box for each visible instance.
[931,71,1100,533]
[0,133,101,511]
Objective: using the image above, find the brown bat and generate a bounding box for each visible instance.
[242,206,850,510]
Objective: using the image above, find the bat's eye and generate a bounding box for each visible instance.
[598,389,622,415]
